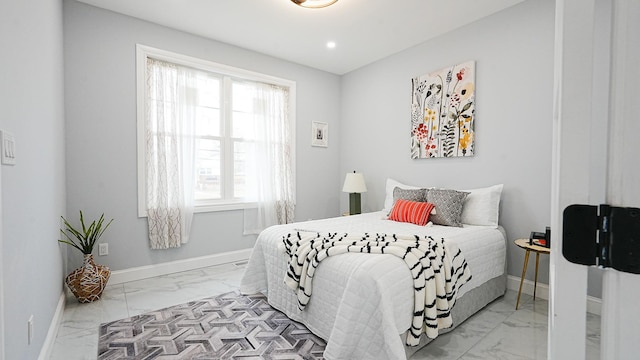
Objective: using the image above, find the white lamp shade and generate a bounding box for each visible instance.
[342,172,367,193]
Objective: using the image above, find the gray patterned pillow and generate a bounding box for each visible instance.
[426,188,470,227]
[393,187,426,204]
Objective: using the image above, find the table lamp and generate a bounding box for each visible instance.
[342,171,367,215]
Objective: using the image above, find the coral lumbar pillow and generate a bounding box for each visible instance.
[388,199,435,226]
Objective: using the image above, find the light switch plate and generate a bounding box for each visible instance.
[99,243,109,256]
[1,130,16,165]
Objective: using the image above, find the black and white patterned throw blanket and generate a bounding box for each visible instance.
[282,232,472,346]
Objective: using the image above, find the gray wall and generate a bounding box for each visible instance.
[63,0,342,272]
[340,0,556,284]
[0,0,67,359]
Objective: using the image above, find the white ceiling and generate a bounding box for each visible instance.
[75,0,524,75]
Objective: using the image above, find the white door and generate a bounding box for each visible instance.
[599,0,640,358]
[0,151,4,360]
[550,0,640,358]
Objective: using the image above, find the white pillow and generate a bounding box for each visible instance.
[460,184,504,227]
[382,178,421,214]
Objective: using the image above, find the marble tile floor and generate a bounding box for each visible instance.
[49,263,601,359]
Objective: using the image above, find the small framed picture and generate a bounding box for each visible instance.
[311,121,328,147]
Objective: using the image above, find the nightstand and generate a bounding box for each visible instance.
[514,238,551,310]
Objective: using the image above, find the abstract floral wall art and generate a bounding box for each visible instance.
[411,61,475,159]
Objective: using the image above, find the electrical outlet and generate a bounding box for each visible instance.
[99,243,109,256]
[28,315,34,345]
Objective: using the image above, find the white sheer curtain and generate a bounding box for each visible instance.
[243,83,295,234]
[145,58,195,249]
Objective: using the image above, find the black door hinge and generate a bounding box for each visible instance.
[563,204,640,274]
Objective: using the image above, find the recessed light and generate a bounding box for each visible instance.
[327,41,336,49]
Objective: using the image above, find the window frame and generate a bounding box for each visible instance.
[136,44,296,217]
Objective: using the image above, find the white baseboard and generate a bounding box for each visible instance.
[38,292,65,360]
[109,248,253,285]
[506,275,601,315]
[506,275,550,301]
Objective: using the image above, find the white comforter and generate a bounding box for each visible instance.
[240,212,506,360]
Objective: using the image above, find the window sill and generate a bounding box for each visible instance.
[138,201,257,218]
[194,201,257,213]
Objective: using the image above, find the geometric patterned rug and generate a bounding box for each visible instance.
[98,291,326,359]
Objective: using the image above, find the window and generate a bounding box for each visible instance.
[136,45,296,220]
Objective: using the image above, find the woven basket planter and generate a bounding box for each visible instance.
[66,254,110,303]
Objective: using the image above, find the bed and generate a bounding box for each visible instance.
[240,182,507,360]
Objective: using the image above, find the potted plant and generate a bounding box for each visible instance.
[59,211,113,303]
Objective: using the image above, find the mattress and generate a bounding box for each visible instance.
[240,211,507,360]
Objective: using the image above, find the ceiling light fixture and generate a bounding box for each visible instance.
[291,0,338,9]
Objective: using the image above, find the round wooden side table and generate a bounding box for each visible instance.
[514,238,551,310]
